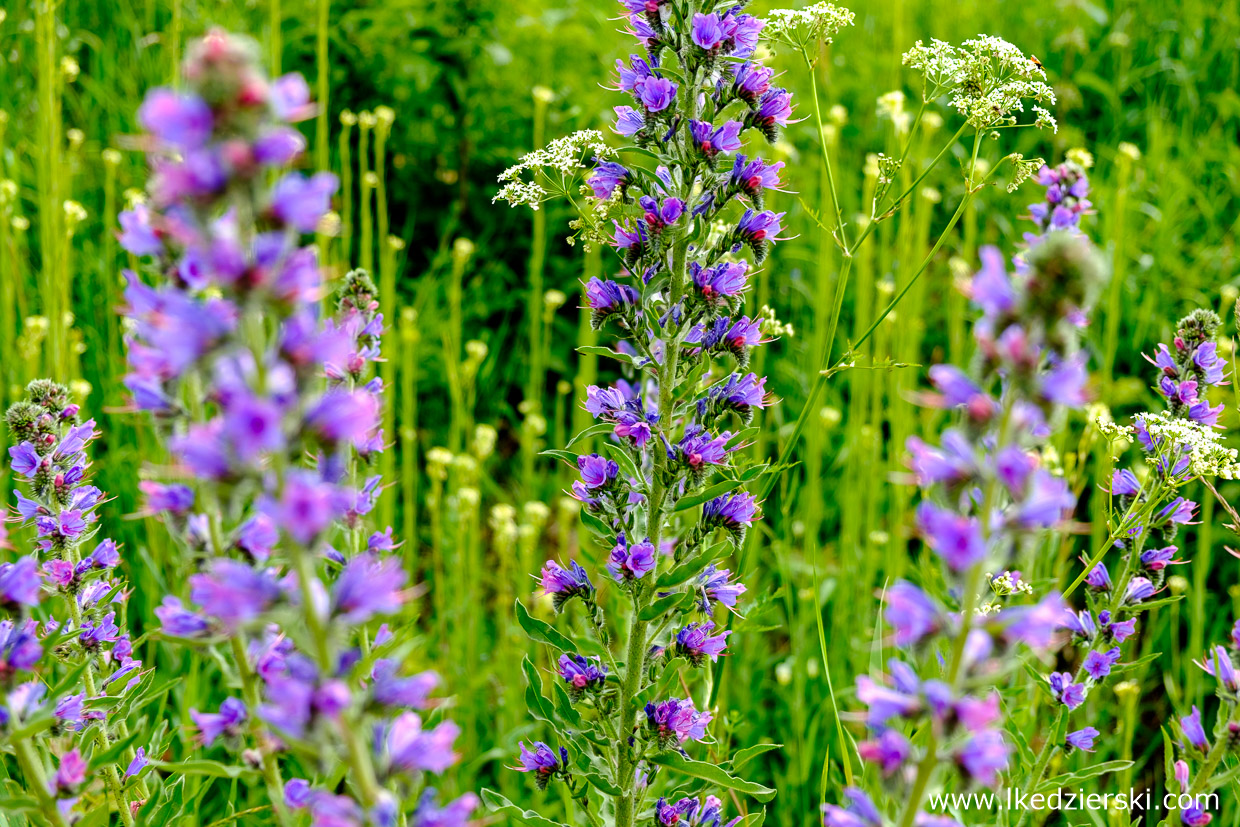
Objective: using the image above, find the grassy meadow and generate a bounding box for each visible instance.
[1,0,1239,824]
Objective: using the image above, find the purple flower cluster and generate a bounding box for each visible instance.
[509,1,788,824]
[1047,307,1232,792]
[119,30,473,825]
[1165,620,1240,824]
[1146,310,1229,426]
[3,382,144,821]
[824,165,1109,826]
[1026,160,1092,236]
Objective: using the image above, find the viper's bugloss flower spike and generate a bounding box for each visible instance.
[499,0,804,819]
[113,28,475,823]
[823,148,1116,822]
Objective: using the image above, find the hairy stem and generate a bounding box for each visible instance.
[14,735,71,827]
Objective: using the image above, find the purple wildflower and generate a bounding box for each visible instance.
[608,535,657,581]
[138,89,213,149]
[270,172,339,233]
[332,554,407,622]
[637,77,678,112]
[558,653,607,697]
[191,697,248,746]
[1181,706,1208,751]
[688,119,743,156]
[386,713,461,775]
[858,729,911,776]
[697,565,747,609]
[702,492,759,536]
[675,621,730,664]
[613,106,645,137]
[588,161,629,200]
[916,502,985,571]
[956,729,1009,786]
[188,559,281,629]
[155,596,210,638]
[541,559,595,608]
[125,748,149,778]
[884,582,941,646]
[1082,647,1122,680]
[1065,727,1099,752]
[1048,672,1086,709]
[1123,576,1156,605]
[0,621,42,677]
[823,788,882,827]
[1198,645,1239,691]
[515,741,565,789]
[412,790,480,827]
[0,557,41,609]
[1085,562,1112,591]
[645,697,712,745]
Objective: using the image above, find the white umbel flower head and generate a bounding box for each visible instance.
[494,130,615,210]
[903,35,1057,131]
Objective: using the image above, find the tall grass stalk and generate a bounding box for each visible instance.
[520,87,551,493]
[269,0,281,75]
[36,0,66,379]
[375,110,396,528]
[358,111,375,275]
[315,0,330,172]
[400,305,421,575]
[571,246,601,446]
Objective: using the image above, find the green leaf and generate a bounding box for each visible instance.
[0,795,41,815]
[639,590,693,621]
[603,442,644,485]
[88,728,143,772]
[49,658,93,698]
[1035,760,1133,794]
[566,422,616,450]
[737,462,769,482]
[1130,593,1185,612]
[1110,650,1162,676]
[1021,660,1055,701]
[515,599,576,653]
[731,743,782,771]
[7,708,56,741]
[481,789,568,827]
[575,345,633,364]
[1005,719,1035,768]
[551,679,582,728]
[582,770,622,796]
[151,760,259,779]
[523,655,558,725]
[675,478,746,512]
[579,508,614,539]
[1162,726,1177,790]
[539,449,580,469]
[649,753,776,801]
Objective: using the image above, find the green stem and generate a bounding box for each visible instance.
[290,543,383,807]
[616,231,687,827]
[269,0,282,75]
[230,636,291,826]
[805,57,849,251]
[13,736,71,827]
[1189,703,1240,795]
[315,0,330,173]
